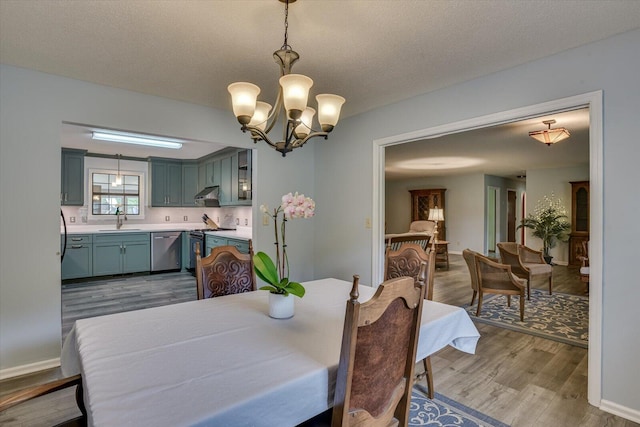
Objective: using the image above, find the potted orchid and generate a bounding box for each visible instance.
[255,192,315,318]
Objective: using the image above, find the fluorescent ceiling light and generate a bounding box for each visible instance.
[92,131,183,149]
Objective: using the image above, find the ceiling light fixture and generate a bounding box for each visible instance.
[227,0,345,157]
[92,131,183,149]
[529,119,570,146]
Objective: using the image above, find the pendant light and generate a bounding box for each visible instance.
[112,154,122,186]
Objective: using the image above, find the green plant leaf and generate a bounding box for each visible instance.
[258,285,278,293]
[286,281,306,298]
[254,252,279,286]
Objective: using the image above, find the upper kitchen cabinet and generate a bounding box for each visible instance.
[61,148,86,206]
[219,155,232,205]
[233,149,252,205]
[197,148,252,206]
[150,158,182,206]
[200,158,221,189]
[181,161,199,207]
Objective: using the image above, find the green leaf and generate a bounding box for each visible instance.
[254,252,279,286]
[286,281,306,298]
[258,285,278,293]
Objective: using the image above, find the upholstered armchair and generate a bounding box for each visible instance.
[463,249,526,321]
[409,220,436,235]
[497,242,552,300]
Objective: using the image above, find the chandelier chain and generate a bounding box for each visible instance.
[282,0,291,50]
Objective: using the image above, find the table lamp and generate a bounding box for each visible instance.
[428,207,444,242]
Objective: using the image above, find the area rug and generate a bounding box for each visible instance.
[410,385,510,427]
[464,288,588,348]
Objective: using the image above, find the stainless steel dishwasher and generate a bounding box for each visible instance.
[151,231,182,272]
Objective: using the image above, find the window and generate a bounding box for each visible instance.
[91,172,140,215]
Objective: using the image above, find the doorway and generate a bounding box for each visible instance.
[374,91,603,405]
[486,186,500,254]
[507,189,517,242]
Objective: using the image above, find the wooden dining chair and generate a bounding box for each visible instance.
[195,240,256,299]
[463,249,526,321]
[0,374,86,426]
[331,275,425,427]
[383,242,436,398]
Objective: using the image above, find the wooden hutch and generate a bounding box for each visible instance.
[409,189,446,240]
[569,181,589,265]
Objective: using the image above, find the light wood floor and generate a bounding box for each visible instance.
[1,259,637,426]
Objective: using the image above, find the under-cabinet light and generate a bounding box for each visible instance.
[92,131,183,149]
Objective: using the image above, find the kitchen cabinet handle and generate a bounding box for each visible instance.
[123,245,126,253]
[71,245,83,249]
[64,193,68,202]
[71,237,83,241]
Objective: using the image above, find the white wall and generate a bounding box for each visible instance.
[385,174,485,254]
[314,29,640,416]
[524,165,589,263]
[0,64,316,375]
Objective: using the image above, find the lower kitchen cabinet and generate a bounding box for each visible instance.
[61,234,92,280]
[205,235,250,255]
[93,233,150,276]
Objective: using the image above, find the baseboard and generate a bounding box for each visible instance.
[600,399,640,424]
[0,358,60,380]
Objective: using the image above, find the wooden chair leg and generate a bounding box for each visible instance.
[422,356,434,399]
[507,295,511,307]
[476,293,483,317]
[548,276,553,295]
[470,290,477,307]
[527,276,531,300]
[519,292,525,321]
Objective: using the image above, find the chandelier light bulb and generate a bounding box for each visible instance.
[228,82,260,125]
[249,101,272,131]
[279,74,313,120]
[294,107,316,138]
[316,94,346,131]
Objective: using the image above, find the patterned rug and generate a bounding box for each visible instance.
[410,385,510,426]
[464,288,588,348]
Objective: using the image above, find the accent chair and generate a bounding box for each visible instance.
[496,242,552,300]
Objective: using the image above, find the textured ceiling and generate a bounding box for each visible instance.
[1,1,637,172]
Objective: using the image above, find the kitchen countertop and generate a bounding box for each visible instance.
[62,224,253,240]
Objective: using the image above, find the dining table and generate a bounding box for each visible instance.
[61,278,480,427]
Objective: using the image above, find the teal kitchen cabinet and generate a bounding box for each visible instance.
[205,235,227,256]
[205,235,250,255]
[231,149,252,206]
[196,148,252,206]
[227,237,250,253]
[61,234,92,280]
[181,161,199,206]
[197,158,220,193]
[61,148,86,206]
[93,233,150,276]
[150,159,182,206]
[218,156,232,205]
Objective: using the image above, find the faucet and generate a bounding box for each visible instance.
[115,207,127,229]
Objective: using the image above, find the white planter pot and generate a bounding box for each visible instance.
[269,292,295,319]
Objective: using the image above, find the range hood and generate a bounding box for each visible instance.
[195,186,220,207]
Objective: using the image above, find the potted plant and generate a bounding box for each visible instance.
[255,192,314,318]
[518,194,571,264]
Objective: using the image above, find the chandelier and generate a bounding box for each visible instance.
[227,0,345,157]
[529,119,570,146]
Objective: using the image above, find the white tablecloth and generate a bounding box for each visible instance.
[61,278,479,427]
